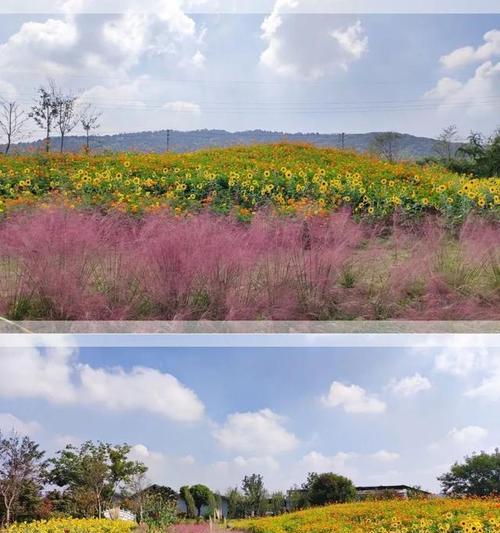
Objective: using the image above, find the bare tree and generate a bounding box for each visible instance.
[30,82,58,153]
[370,131,403,163]
[0,433,46,527]
[53,86,80,153]
[80,105,102,153]
[0,100,29,154]
[433,124,459,162]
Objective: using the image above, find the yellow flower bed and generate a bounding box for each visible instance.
[231,498,500,533]
[5,518,136,533]
[0,144,497,220]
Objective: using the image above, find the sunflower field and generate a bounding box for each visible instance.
[0,144,498,222]
[231,498,500,533]
[4,518,136,532]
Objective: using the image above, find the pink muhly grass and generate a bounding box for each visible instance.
[0,207,498,320]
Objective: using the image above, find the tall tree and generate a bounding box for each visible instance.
[308,473,356,506]
[433,124,459,162]
[30,82,58,153]
[179,485,197,518]
[438,449,500,497]
[52,86,80,153]
[241,474,267,517]
[48,441,146,518]
[0,100,29,154]
[370,131,403,163]
[0,433,46,527]
[189,484,213,517]
[80,105,101,153]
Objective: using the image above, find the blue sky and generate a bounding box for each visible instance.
[0,3,499,139]
[0,334,499,494]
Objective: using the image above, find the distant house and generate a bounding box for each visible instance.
[286,485,432,509]
[355,485,432,499]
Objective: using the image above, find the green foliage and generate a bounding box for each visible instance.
[189,484,213,517]
[242,474,267,517]
[438,449,500,496]
[47,441,146,519]
[0,433,46,526]
[179,485,197,519]
[141,492,176,531]
[268,491,286,516]
[433,128,500,177]
[308,473,356,506]
[226,487,246,519]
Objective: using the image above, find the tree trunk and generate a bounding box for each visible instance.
[60,132,64,153]
[5,133,11,154]
[86,131,90,153]
[46,122,50,153]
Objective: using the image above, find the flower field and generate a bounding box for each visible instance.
[0,144,498,321]
[4,518,136,532]
[231,498,500,533]
[0,144,498,221]
[0,209,498,320]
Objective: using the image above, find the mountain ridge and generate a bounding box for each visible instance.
[7,128,457,158]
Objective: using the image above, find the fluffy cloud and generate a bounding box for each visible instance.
[424,31,500,125]
[466,368,500,401]
[79,365,205,422]
[429,425,490,455]
[0,413,41,436]
[322,382,386,414]
[371,449,400,462]
[388,373,431,397]
[448,426,488,445]
[213,408,299,455]
[0,339,77,404]
[0,4,205,101]
[432,337,490,377]
[163,100,201,113]
[440,29,500,69]
[0,341,205,422]
[260,0,367,79]
[301,450,357,472]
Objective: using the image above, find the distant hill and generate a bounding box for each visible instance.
[7,129,457,159]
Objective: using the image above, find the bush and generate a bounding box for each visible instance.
[308,473,356,506]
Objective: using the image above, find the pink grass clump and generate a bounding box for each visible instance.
[0,208,498,320]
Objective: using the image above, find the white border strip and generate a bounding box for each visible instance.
[1,333,499,348]
[0,0,498,14]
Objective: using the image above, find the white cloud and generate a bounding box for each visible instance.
[301,450,357,472]
[388,373,431,397]
[260,1,367,79]
[233,455,279,470]
[466,368,500,401]
[322,382,386,414]
[440,29,500,69]
[0,340,205,423]
[79,365,205,422]
[449,426,488,445]
[424,60,500,124]
[432,337,489,377]
[371,449,400,462]
[213,408,299,455]
[0,17,78,77]
[0,413,41,436]
[163,100,201,113]
[0,339,77,404]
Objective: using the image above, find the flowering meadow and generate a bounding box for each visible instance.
[0,144,498,321]
[0,208,497,320]
[231,498,500,533]
[0,144,498,220]
[4,518,136,533]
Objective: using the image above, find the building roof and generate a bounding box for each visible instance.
[356,485,431,494]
